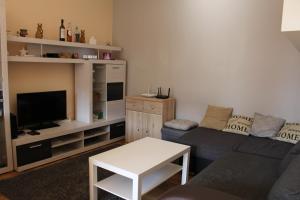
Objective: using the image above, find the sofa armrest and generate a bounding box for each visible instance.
[158,185,243,200]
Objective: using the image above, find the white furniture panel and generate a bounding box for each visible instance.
[75,63,93,123]
[107,100,125,120]
[106,64,126,83]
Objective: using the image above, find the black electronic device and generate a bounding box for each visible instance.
[156,87,170,99]
[10,113,19,139]
[17,91,67,130]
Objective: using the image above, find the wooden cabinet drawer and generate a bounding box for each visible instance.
[126,100,143,111]
[143,101,162,114]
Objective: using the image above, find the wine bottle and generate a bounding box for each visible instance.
[75,26,80,43]
[59,19,65,41]
[66,22,72,42]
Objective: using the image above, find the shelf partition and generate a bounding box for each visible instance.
[7,35,122,52]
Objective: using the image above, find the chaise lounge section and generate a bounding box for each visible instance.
[159,126,299,200]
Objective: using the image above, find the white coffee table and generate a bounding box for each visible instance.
[89,137,190,200]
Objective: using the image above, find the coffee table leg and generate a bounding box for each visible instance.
[181,151,190,185]
[132,176,141,200]
[89,159,98,200]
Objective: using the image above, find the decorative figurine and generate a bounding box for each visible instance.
[35,23,43,39]
[19,29,28,37]
[89,36,96,45]
[103,52,112,60]
[19,47,28,56]
[80,30,86,43]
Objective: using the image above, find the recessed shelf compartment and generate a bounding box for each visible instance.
[51,132,83,148]
[95,163,182,200]
[84,134,109,147]
[52,141,83,157]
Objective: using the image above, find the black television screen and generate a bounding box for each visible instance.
[17,91,67,128]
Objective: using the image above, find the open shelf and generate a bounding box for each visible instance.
[8,56,126,65]
[52,141,83,157]
[84,134,109,147]
[7,35,122,51]
[95,163,182,200]
[51,132,83,148]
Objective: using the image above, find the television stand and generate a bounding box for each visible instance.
[30,122,60,131]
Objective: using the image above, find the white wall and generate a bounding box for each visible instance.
[113,0,300,122]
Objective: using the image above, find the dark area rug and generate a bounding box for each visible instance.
[0,144,123,200]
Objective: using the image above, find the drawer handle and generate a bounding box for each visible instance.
[29,144,42,149]
[112,66,120,70]
[115,124,124,127]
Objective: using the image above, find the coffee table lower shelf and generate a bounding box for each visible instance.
[95,163,182,200]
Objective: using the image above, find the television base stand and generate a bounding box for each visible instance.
[27,130,40,136]
[29,122,60,131]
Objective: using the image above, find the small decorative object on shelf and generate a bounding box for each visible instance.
[80,30,86,43]
[59,19,65,41]
[19,47,28,57]
[72,53,79,59]
[83,55,98,60]
[35,23,43,39]
[66,22,72,42]
[74,26,80,42]
[103,52,112,60]
[89,36,96,45]
[19,29,28,37]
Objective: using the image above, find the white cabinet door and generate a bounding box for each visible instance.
[142,113,162,139]
[126,110,143,142]
[106,64,126,83]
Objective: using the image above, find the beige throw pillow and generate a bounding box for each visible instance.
[274,123,300,144]
[200,105,233,130]
[223,115,254,135]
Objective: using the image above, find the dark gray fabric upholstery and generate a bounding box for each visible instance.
[161,127,190,142]
[279,141,300,174]
[158,184,243,200]
[176,127,247,161]
[189,152,280,200]
[268,155,300,200]
[236,136,293,160]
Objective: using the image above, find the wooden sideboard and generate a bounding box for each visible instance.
[125,96,176,142]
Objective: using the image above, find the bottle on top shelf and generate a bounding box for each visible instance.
[66,22,72,42]
[59,19,65,41]
[74,26,80,43]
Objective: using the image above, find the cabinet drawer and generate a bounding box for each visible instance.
[110,121,125,139]
[126,100,143,112]
[106,65,126,83]
[16,140,52,166]
[143,101,162,115]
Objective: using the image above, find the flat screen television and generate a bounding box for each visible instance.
[17,91,67,130]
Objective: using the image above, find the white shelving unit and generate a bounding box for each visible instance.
[12,118,125,172]
[0,0,13,174]
[7,35,122,52]
[1,2,126,173]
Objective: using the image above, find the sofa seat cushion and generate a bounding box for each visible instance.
[175,127,247,161]
[236,136,293,160]
[189,152,280,200]
[158,184,243,200]
[161,127,191,142]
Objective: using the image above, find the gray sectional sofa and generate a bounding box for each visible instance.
[159,127,300,200]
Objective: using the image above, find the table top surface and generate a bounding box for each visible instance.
[90,137,190,176]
